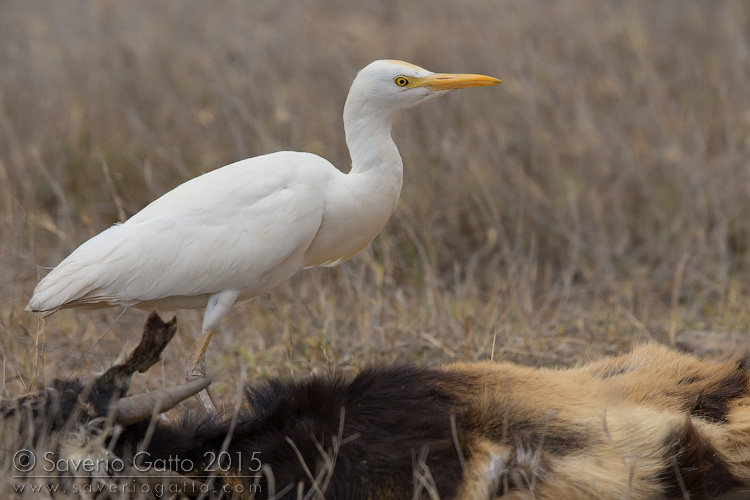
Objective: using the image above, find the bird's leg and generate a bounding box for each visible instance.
[185,328,218,414]
[186,290,240,414]
[185,328,215,380]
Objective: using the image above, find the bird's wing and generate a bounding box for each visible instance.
[28,152,336,313]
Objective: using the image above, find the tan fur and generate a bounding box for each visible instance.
[6,330,750,500]
[445,344,750,499]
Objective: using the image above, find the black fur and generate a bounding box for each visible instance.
[122,366,479,499]
[688,361,748,423]
[7,315,750,500]
[659,418,742,500]
[470,404,591,458]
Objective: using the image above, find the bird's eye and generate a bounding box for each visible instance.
[394,76,410,87]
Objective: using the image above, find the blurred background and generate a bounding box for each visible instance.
[1,0,749,399]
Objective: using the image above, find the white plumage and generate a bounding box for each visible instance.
[29,152,331,312]
[28,59,500,409]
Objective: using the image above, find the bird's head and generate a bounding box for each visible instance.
[345,59,501,118]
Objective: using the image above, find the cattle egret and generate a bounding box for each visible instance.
[27,59,500,411]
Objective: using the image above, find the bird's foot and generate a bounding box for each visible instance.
[185,356,208,382]
[185,357,218,415]
[196,388,218,415]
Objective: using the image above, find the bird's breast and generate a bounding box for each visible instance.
[302,171,402,268]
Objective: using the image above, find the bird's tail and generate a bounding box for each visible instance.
[27,224,128,314]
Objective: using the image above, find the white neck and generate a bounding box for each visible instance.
[343,96,403,179]
[300,96,405,268]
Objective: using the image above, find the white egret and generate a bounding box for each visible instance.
[27,60,500,410]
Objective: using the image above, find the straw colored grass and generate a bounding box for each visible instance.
[2,0,750,406]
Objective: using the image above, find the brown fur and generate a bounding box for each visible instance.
[3,315,750,499]
[443,345,750,499]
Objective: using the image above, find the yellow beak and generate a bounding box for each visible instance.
[412,73,502,90]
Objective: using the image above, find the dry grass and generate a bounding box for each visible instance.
[1,0,750,407]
